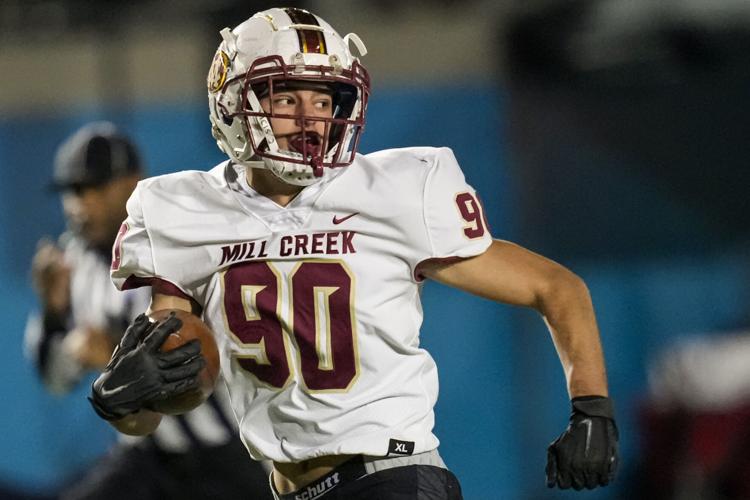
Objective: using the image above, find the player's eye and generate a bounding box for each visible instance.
[313,98,332,112]
[273,96,294,107]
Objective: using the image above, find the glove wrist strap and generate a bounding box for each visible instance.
[88,395,126,421]
[571,396,615,420]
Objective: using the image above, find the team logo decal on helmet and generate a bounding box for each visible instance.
[207,50,230,93]
[207,7,371,186]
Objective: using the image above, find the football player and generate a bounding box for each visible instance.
[89,8,618,499]
[26,122,271,500]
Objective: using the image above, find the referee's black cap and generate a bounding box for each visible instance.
[52,122,142,191]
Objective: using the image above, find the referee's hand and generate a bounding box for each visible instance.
[546,396,619,490]
[31,239,71,315]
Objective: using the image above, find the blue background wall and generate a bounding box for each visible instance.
[1,84,748,499]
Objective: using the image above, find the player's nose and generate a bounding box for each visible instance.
[295,99,320,128]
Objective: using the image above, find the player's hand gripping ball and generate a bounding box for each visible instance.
[147,309,220,414]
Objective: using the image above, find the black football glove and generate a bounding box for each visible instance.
[546,396,619,490]
[88,313,205,421]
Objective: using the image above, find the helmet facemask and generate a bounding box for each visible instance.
[218,55,370,186]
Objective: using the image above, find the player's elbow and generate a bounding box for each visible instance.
[534,265,590,312]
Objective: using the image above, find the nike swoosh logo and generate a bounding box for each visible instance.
[332,212,359,225]
[579,418,593,456]
[98,376,145,398]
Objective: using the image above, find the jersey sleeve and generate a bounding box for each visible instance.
[110,183,196,303]
[111,183,154,288]
[416,147,492,276]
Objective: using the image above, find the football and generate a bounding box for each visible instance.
[147,309,220,415]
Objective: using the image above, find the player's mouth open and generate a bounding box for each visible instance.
[288,134,322,158]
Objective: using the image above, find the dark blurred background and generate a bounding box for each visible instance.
[1,1,749,499]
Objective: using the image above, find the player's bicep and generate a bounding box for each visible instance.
[421,239,572,308]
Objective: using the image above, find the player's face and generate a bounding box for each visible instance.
[259,89,333,158]
[62,175,138,248]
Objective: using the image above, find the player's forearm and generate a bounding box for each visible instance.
[537,270,609,398]
[110,409,163,436]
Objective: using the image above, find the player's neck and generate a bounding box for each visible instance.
[246,167,304,207]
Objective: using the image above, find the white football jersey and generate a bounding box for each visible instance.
[111,147,492,462]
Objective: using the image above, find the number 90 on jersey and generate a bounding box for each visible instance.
[221,260,359,392]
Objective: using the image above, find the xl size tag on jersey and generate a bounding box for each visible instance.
[388,439,415,456]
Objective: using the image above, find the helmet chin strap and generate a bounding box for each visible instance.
[242,156,320,187]
[267,156,320,186]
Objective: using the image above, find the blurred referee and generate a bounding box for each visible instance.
[24,122,271,500]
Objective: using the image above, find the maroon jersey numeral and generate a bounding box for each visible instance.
[455,192,486,238]
[222,260,358,391]
[290,262,358,391]
[223,260,291,388]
